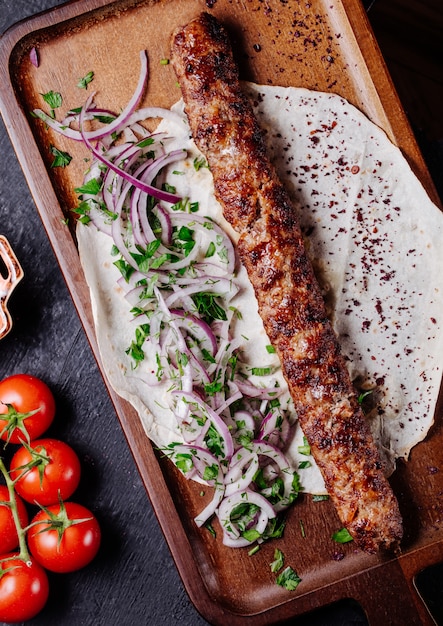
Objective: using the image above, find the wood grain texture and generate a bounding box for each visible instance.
[0,0,442,623]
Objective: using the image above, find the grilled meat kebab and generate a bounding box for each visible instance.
[170,12,403,553]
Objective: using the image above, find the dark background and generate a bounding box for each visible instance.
[0,0,442,625]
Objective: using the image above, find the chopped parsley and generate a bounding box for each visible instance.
[77,71,94,89]
[74,178,102,196]
[332,527,354,544]
[193,155,208,171]
[49,145,72,168]
[250,366,272,377]
[298,460,311,469]
[270,548,284,573]
[312,494,329,502]
[270,548,302,591]
[276,566,302,591]
[297,436,311,456]
[41,90,62,117]
[191,292,227,324]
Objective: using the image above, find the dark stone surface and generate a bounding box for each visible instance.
[0,1,441,625]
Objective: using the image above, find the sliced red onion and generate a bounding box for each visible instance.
[258,410,291,448]
[168,444,224,527]
[79,103,182,205]
[217,489,276,544]
[126,106,187,128]
[173,390,234,460]
[30,47,39,68]
[169,309,218,358]
[234,378,283,401]
[33,109,86,141]
[164,277,237,309]
[59,63,300,545]
[224,451,259,497]
[152,204,173,246]
[250,440,295,512]
[172,212,236,274]
[83,50,148,141]
[213,388,243,417]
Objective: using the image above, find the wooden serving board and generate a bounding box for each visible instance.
[1,0,442,623]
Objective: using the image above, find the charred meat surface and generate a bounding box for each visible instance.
[170,12,403,553]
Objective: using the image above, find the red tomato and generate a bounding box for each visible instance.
[0,486,29,553]
[10,439,81,506]
[28,502,101,573]
[0,374,55,444]
[0,554,49,622]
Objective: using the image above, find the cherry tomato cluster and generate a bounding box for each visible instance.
[0,374,101,623]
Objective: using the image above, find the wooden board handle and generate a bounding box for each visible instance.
[348,545,443,625]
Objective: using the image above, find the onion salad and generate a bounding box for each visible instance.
[33,51,304,549]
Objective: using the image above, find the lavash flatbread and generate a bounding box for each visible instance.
[78,83,443,494]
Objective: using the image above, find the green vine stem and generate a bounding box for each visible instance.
[0,457,30,563]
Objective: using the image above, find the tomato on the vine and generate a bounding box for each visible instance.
[0,554,49,622]
[0,374,56,444]
[10,438,81,506]
[0,486,29,554]
[28,501,101,573]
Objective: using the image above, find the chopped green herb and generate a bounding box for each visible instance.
[242,528,261,543]
[358,388,374,404]
[191,292,227,324]
[137,137,155,148]
[160,58,169,65]
[163,182,176,194]
[49,145,72,168]
[202,463,219,482]
[205,521,216,538]
[236,431,254,448]
[298,460,311,469]
[93,113,116,124]
[276,566,302,591]
[263,516,286,540]
[193,155,208,171]
[332,527,354,544]
[312,494,329,502]
[77,71,94,89]
[205,424,225,458]
[270,548,284,573]
[155,353,163,381]
[113,259,135,282]
[266,344,276,354]
[174,452,194,474]
[176,351,189,376]
[74,178,102,196]
[229,502,260,534]
[250,366,272,376]
[201,349,216,364]
[297,436,311,456]
[125,323,150,366]
[205,241,216,258]
[72,200,92,225]
[41,90,62,110]
[229,306,242,320]
[204,380,224,396]
[268,398,281,409]
[177,225,194,242]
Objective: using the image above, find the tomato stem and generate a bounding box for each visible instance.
[0,458,30,562]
